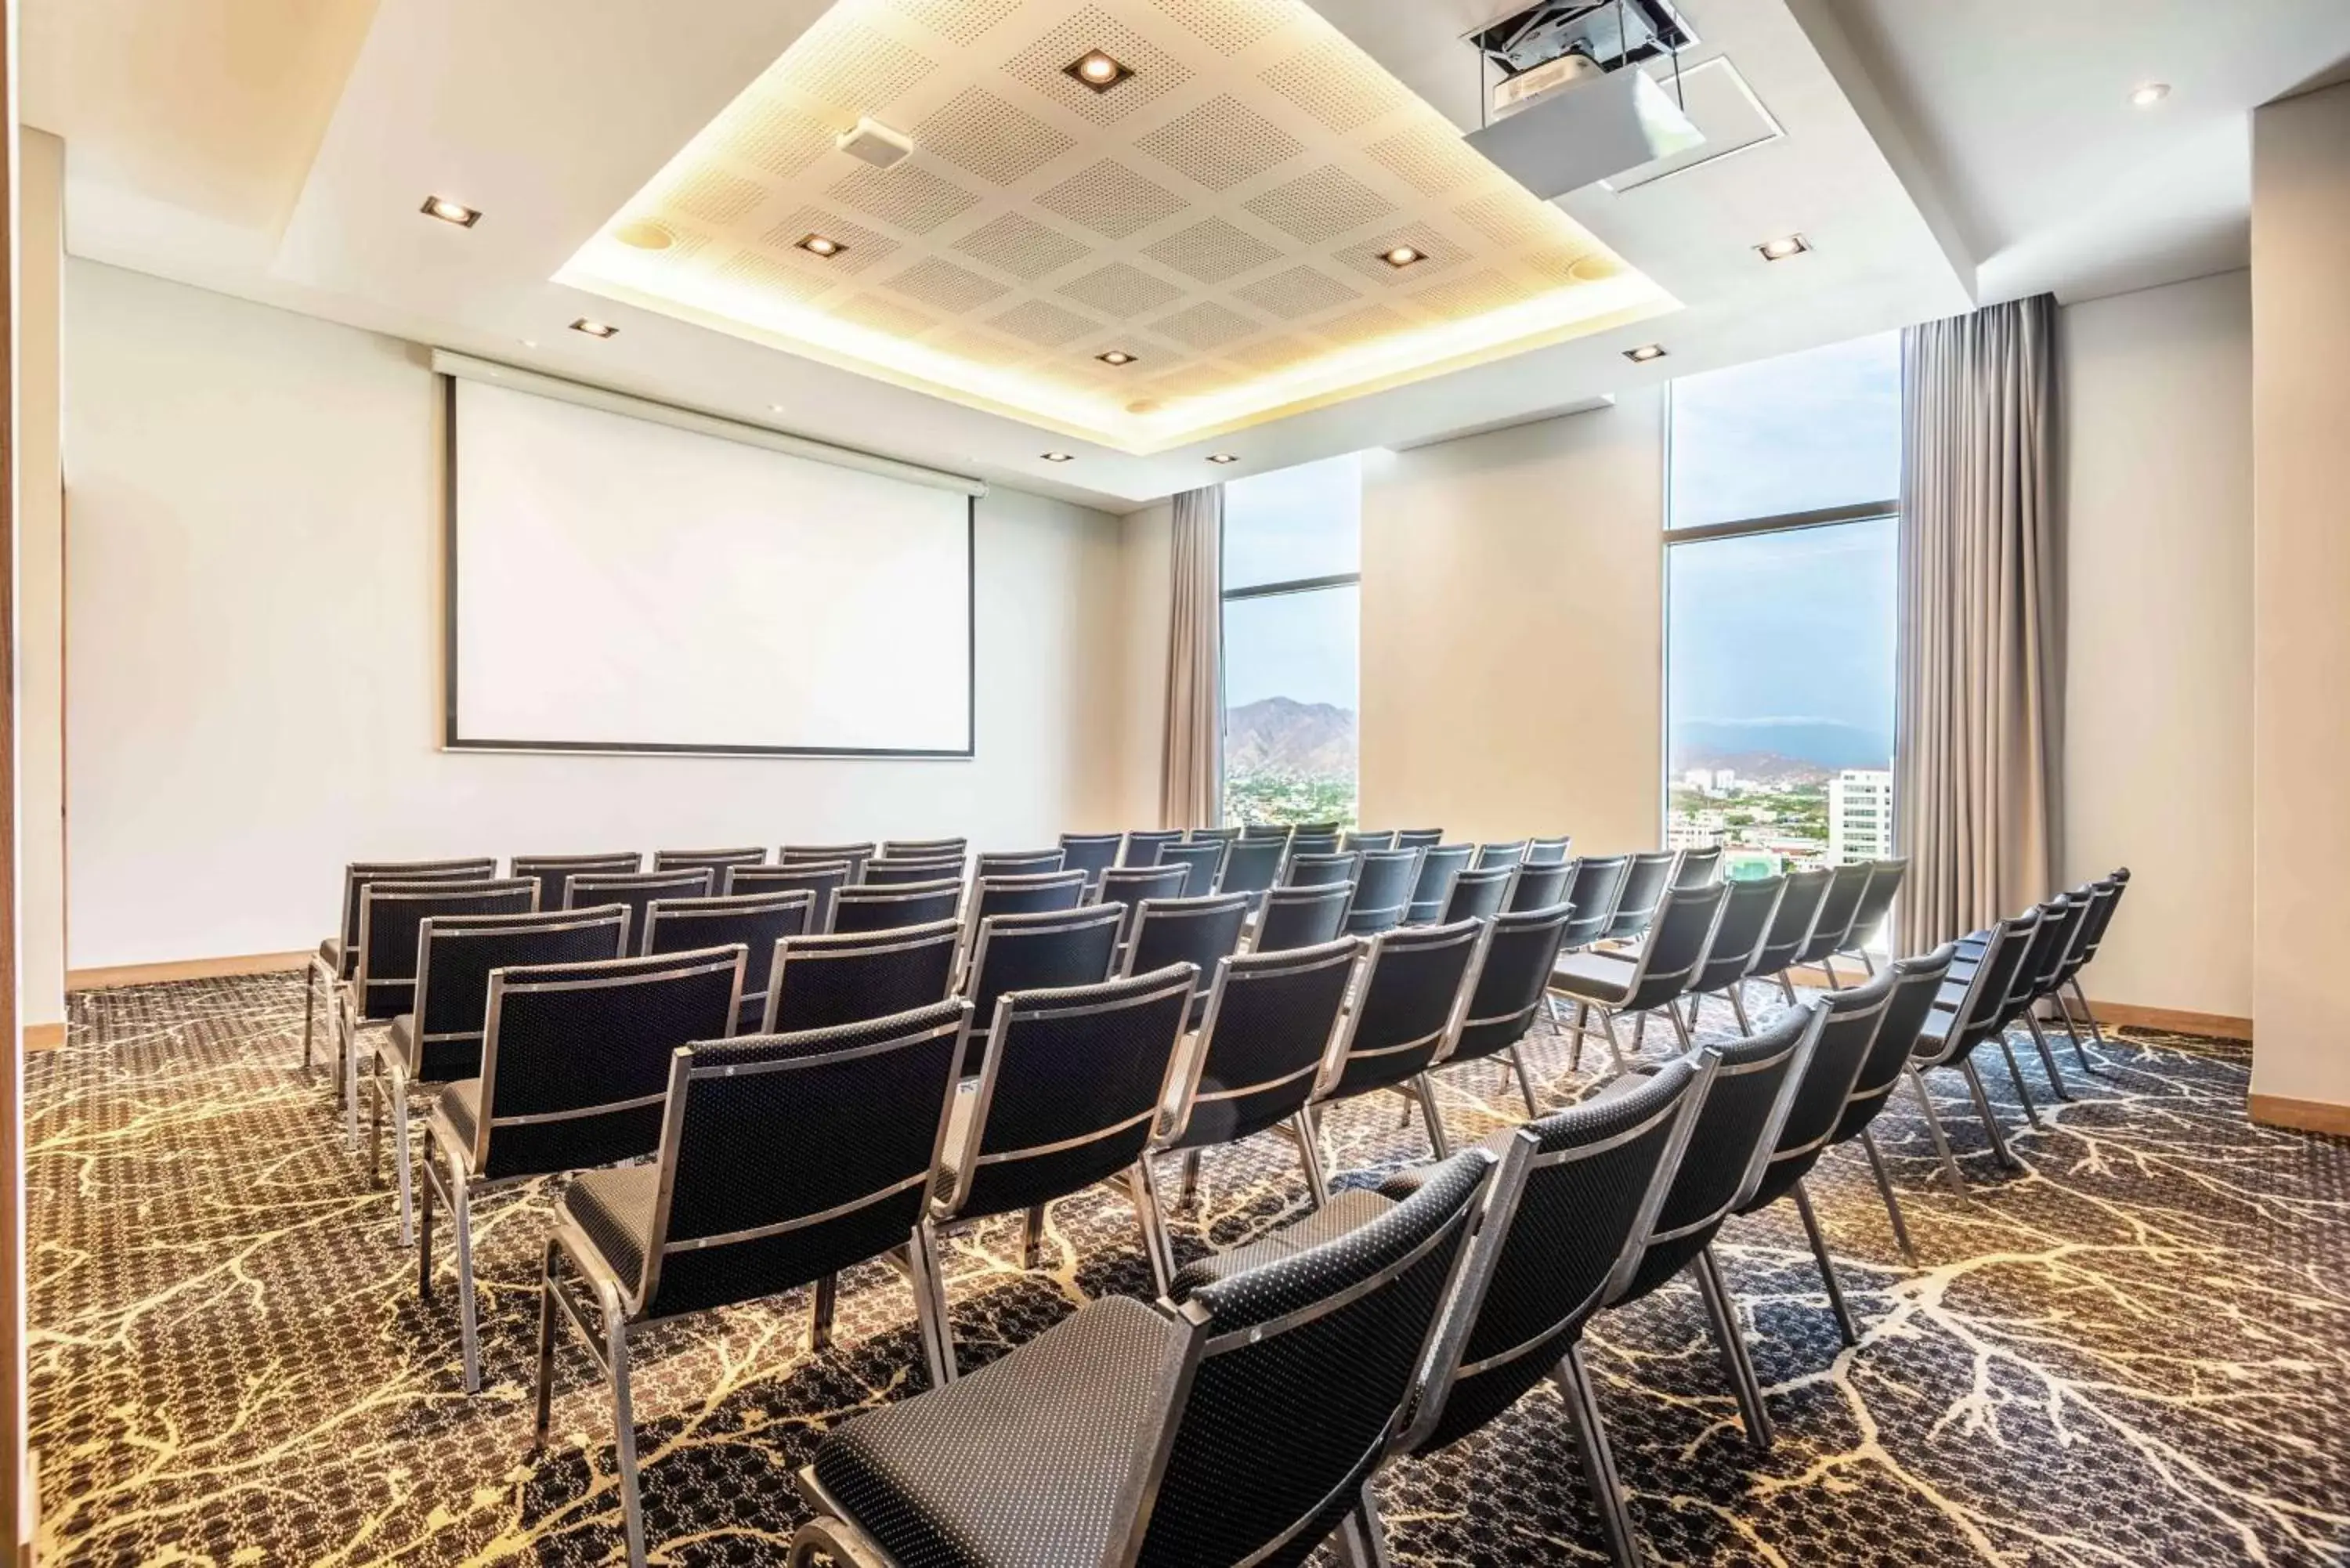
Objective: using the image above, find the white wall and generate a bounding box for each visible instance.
[1108,500,1173,829]
[1359,393,1665,851]
[2059,271,2254,1021]
[19,131,66,1028]
[61,259,1125,969]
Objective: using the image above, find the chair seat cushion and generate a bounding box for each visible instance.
[1549,952,1637,1005]
[562,1164,658,1295]
[812,1293,1179,1568]
[386,1014,418,1073]
[1168,1188,1397,1295]
[438,1079,483,1154]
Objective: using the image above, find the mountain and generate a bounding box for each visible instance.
[1670,718,1891,773]
[1226,696,1356,778]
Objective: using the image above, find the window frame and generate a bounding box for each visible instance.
[1218,509,1363,828]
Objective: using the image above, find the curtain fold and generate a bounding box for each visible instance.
[1159,486,1224,829]
[1894,294,2064,948]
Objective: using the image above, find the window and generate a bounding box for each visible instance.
[1221,454,1361,828]
[1665,333,1900,879]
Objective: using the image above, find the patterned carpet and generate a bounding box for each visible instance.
[25,973,2350,1566]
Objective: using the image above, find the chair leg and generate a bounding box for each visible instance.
[417,1149,437,1300]
[2025,1014,2072,1101]
[1994,1033,2045,1129]
[1857,948,1877,977]
[808,1274,839,1354]
[1597,1008,1630,1077]
[1791,1180,1859,1347]
[1690,1245,1773,1451]
[340,1002,362,1151]
[1294,1111,1332,1208]
[1857,1128,1918,1266]
[1907,1068,1970,1193]
[1329,1482,1396,1568]
[1552,1340,1643,1568]
[2056,1003,2099,1078]
[2067,977,2113,1049]
[1632,1010,1649,1054]
[902,1234,949,1389]
[1020,1205,1047,1271]
[1667,1002,1694,1052]
[1570,1000,1591,1074]
[1412,1075,1452,1159]
[1130,1160,1177,1298]
[1777,971,1797,1005]
[1821,955,1843,988]
[1728,986,1753,1035]
[302,963,317,1071]
[1959,1058,2023,1171]
[390,1066,415,1249]
[1180,1148,1202,1209]
[599,1281,648,1568]
[532,1239,560,1450]
[452,1163,483,1393]
[1507,1046,1542,1118]
[916,1219,958,1384]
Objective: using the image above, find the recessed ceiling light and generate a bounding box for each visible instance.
[1065,49,1133,92]
[1042,452,1076,463]
[1381,245,1426,269]
[1755,233,1811,262]
[1206,453,1240,464]
[795,233,848,259]
[421,196,481,228]
[1097,349,1139,366]
[570,319,619,339]
[2131,81,2171,107]
[1624,343,1667,363]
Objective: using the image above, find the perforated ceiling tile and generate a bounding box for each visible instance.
[952,211,1095,280]
[1336,222,1468,285]
[666,169,768,226]
[1142,216,1282,284]
[1057,262,1187,319]
[885,0,1022,47]
[1003,6,1192,125]
[776,15,937,117]
[761,208,899,273]
[715,249,844,305]
[1131,94,1303,191]
[1366,123,1498,201]
[826,161,982,233]
[1410,269,1537,321]
[916,89,1077,187]
[883,255,1013,313]
[1453,189,1546,247]
[991,297,1107,347]
[1242,164,1396,245]
[720,100,839,182]
[1232,264,1361,320]
[1260,36,1410,133]
[1150,0,1287,54]
[829,292,942,338]
[1226,334,1321,373]
[931,323,1036,368]
[1149,298,1261,350]
[1036,160,1189,239]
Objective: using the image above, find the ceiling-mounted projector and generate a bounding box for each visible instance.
[1464,0,1706,201]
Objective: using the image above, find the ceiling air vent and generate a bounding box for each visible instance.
[1462,0,1706,200]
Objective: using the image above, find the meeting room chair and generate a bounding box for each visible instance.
[964,869,1087,929]
[653,846,768,883]
[537,999,972,1568]
[1907,909,2041,1188]
[1119,829,1184,866]
[1554,855,1632,952]
[1186,825,1241,844]
[1346,846,1426,934]
[921,966,1197,1370]
[1604,850,1679,941]
[1432,902,1575,1118]
[1526,834,1574,865]
[1094,863,1189,948]
[562,868,713,954]
[1239,822,1294,841]
[1507,858,1573,912]
[790,1151,1497,1568]
[1552,881,1729,1073]
[1442,864,1515,923]
[509,853,639,917]
[960,904,1123,1052]
[1677,874,1787,1032]
[767,919,961,1034]
[1293,820,1343,836]
[1251,880,1354,953]
[974,848,1064,879]
[1155,837,1227,897]
[725,861,851,934]
[1289,830,1341,858]
[1748,865,1833,1002]
[1213,834,1285,910]
[1823,944,1957,1265]
[1283,849,1358,889]
[1312,918,1483,1161]
[1476,839,1531,871]
[881,836,966,862]
[1054,831,1125,894]
[1672,845,1723,889]
[306,856,497,1073]
[779,842,876,885]
[419,945,745,1391]
[1341,829,1398,854]
[1791,861,1875,985]
[861,856,966,887]
[1837,857,1910,972]
[2052,868,2130,1050]
[1119,892,1249,1026]
[644,890,816,1033]
[833,879,963,937]
[1405,843,1475,923]
[1394,827,1445,849]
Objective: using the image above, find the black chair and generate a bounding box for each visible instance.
[539,999,972,1567]
[1526,834,1573,865]
[653,846,768,883]
[1253,881,1353,953]
[420,946,745,1391]
[563,869,714,953]
[1791,861,1875,983]
[1507,858,1572,912]
[1907,911,2041,1187]
[1552,882,1729,1072]
[726,861,851,934]
[1441,864,1514,923]
[1293,821,1343,836]
[645,891,816,1033]
[1837,857,1910,970]
[2004,894,2085,1102]
[1554,854,1632,952]
[1434,903,1574,1118]
[1672,845,1723,889]
[1120,829,1184,866]
[791,1151,1498,1568]
[960,905,1123,1051]
[2052,868,2130,1050]
[974,849,1064,879]
[1750,865,1833,1000]
[1055,831,1125,894]
[367,906,627,1245]
[1342,829,1397,854]
[1677,874,1786,1031]
[1476,839,1530,870]
[1405,844,1475,923]
[1187,826,1242,844]
[1156,838,1227,896]
[1826,944,1958,1265]
[964,870,1087,930]
[862,856,966,888]
[1347,847,1426,934]
[923,967,1197,1367]
[1394,827,1446,849]
[1311,919,1483,1159]
[306,856,497,1072]
[1094,864,1190,948]
[1215,835,1286,909]
[882,836,966,861]
[1152,937,1360,1224]
[1240,822,1294,841]
[1284,850,1359,890]
[768,919,962,1033]
[833,879,963,934]
[1120,893,1249,1025]
[1289,831,1341,858]
[510,853,638,916]
[1603,850,1678,941]
[780,842,876,885]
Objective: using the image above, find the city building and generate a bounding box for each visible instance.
[1830,769,1896,862]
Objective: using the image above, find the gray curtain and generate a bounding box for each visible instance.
[1159,486,1224,829]
[1894,293,2064,948]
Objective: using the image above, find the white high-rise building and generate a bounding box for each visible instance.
[1829,770,1895,863]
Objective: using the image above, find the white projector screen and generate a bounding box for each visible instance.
[447,376,974,756]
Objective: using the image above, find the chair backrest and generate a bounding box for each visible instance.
[1162,938,1359,1150]
[510,853,639,915]
[645,892,816,1032]
[1441,865,1514,924]
[1346,847,1426,933]
[334,858,501,975]
[471,946,746,1181]
[725,862,851,934]
[1506,859,1572,913]
[832,880,964,935]
[1288,832,1340,858]
[1617,1002,1824,1302]
[1097,865,1191,945]
[1056,833,1126,893]
[1156,840,1227,898]
[1448,905,1573,1066]
[1282,851,1358,889]
[408,908,630,1082]
[961,905,1125,1041]
[1341,829,1397,854]
[563,869,714,953]
[1618,881,1730,1013]
[1141,1151,1495,1567]
[1121,829,1185,867]
[1795,861,1876,966]
[354,879,539,1020]
[1215,837,1286,900]
[882,836,967,861]
[1835,943,1958,1140]
[1405,1055,1714,1454]
[975,849,1065,879]
[1318,919,1483,1101]
[1750,866,1833,976]
[2055,877,2119,985]
[1405,844,1475,922]
[1524,835,1573,865]
[1394,829,1445,849]
[2074,867,2131,963]
[1842,858,1908,952]
[780,843,876,884]
[1187,826,1241,844]
[967,871,1089,927]
[1253,882,1353,953]
[632,999,972,1317]
[1688,875,1786,995]
[1556,854,1631,949]
[2001,895,2076,1021]
[1239,823,1293,842]
[653,847,768,881]
[863,856,967,887]
[1925,911,2040,1062]
[1292,822,1343,837]
[1758,967,1896,1178]
[1604,851,1679,941]
[944,966,1197,1221]
[1475,840,1530,871]
[1672,846,1722,890]
[1123,895,1249,1013]
[766,919,962,1033]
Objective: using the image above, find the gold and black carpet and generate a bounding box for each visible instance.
[27,974,2350,1565]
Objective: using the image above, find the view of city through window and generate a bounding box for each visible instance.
[1220,454,1361,828]
[1666,332,1902,877]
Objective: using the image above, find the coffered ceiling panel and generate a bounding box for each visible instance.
[559,0,1675,453]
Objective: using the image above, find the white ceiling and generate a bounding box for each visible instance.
[43,0,2329,509]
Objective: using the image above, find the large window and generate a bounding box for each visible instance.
[1221,454,1361,828]
[1665,334,1901,878]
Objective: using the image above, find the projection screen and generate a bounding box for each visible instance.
[445,369,975,757]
